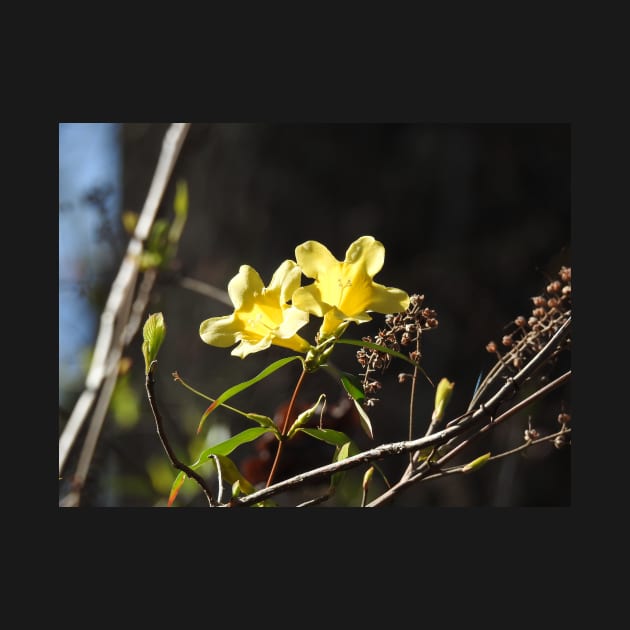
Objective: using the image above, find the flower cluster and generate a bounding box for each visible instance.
[356,293,439,406]
[199,236,410,359]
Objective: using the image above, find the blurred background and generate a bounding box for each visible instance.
[59,123,571,507]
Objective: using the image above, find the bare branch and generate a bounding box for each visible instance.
[59,123,191,481]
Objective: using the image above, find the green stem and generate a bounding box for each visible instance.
[266,367,307,488]
[172,371,251,419]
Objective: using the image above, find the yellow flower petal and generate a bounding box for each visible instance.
[295,240,338,280]
[199,314,240,347]
[228,265,264,310]
[293,235,409,337]
[200,260,312,358]
[344,235,384,278]
[291,284,328,317]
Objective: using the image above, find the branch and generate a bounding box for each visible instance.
[367,369,571,506]
[59,123,191,485]
[146,362,216,506]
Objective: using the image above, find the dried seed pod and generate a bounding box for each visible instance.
[532,296,546,307]
[557,412,571,424]
[547,280,562,294]
[502,335,513,347]
[486,341,498,353]
[515,316,527,328]
[554,434,568,449]
[559,266,571,282]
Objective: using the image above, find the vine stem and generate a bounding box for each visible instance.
[265,367,307,488]
[146,361,216,506]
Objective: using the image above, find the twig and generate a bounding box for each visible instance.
[367,369,571,506]
[59,123,191,482]
[146,362,216,506]
[179,276,231,306]
[418,428,571,483]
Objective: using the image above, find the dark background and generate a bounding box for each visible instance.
[60,122,571,507]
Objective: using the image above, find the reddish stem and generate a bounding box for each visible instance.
[266,368,307,488]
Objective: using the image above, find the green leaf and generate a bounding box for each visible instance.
[339,371,365,403]
[335,337,419,368]
[167,471,186,507]
[352,399,374,440]
[299,427,353,448]
[197,355,303,433]
[194,427,271,461]
[287,394,326,438]
[331,440,360,488]
[210,454,257,495]
[335,338,435,386]
[142,312,166,374]
[245,413,280,434]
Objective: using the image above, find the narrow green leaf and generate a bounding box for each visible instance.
[339,371,365,403]
[287,394,326,438]
[331,440,360,488]
[336,338,435,387]
[210,454,256,495]
[245,413,279,433]
[167,471,186,507]
[142,312,166,373]
[299,427,353,447]
[197,355,303,433]
[335,337,419,368]
[352,399,374,440]
[195,427,271,461]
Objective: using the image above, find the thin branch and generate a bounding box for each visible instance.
[59,123,191,480]
[146,362,216,506]
[179,275,232,305]
[416,428,571,483]
[367,369,571,507]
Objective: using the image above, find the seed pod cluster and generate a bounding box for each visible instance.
[356,294,439,406]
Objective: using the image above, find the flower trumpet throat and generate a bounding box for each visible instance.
[292,235,410,338]
[199,260,313,358]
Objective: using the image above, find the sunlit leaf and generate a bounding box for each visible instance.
[167,471,186,507]
[299,427,353,447]
[245,413,279,433]
[339,371,365,403]
[198,355,303,433]
[353,399,373,440]
[210,454,256,495]
[194,427,271,460]
[331,440,358,488]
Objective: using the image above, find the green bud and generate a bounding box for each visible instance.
[142,312,166,374]
[287,394,326,438]
[462,452,491,473]
[432,377,455,424]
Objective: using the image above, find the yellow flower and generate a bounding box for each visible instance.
[199,260,312,358]
[292,235,410,337]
